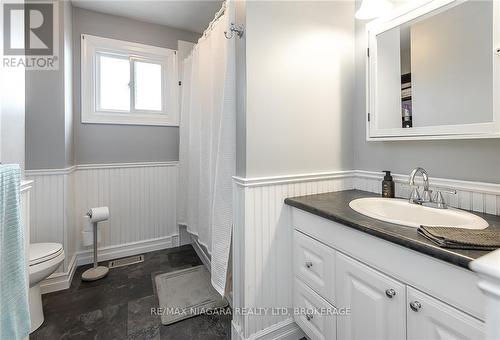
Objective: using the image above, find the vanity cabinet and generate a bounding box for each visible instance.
[293,231,336,305]
[293,278,336,340]
[336,253,406,340]
[291,209,485,340]
[407,287,484,340]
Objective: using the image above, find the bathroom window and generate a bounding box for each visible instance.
[81,34,179,126]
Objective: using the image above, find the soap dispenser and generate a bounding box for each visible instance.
[382,171,395,198]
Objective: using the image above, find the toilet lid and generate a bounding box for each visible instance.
[29,243,63,266]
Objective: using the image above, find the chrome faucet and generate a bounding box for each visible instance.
[408,167,456,209]
[408,167,431,203]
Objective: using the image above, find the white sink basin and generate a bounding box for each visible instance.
[349,197,489,230]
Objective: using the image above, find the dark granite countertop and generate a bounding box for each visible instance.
[285,190,500,270]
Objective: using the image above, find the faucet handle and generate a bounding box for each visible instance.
[435,188,457,195]
[409,186,421,203]
[421,189,433,202]
[434,191,446,209]
[433,188,456,209]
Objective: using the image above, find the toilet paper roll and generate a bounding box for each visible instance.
[87,207,109,223]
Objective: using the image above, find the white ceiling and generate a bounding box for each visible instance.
[71,0,223,33]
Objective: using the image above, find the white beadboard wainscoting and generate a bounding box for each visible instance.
[25,164,500,300]
[26,162,179,293]
[232,172,354,340]
[26,167,76,276]
[231,170,500,340]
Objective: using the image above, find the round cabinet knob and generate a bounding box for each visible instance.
[410,301,422,312]
[305,314,314,321]
[305,261,313,269]
[385,289,396,298]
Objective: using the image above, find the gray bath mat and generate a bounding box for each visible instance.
[155,265,228,325]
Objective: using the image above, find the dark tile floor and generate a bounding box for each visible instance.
[31,245,232,340]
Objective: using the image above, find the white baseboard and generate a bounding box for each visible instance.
[178,224,192,246]
[190,233,211,272]
[39,253,78,294]
[75,235,176,266]
[40,235,176,294]
[232,318,305,340]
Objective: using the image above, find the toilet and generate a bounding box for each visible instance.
[28,243,65,333]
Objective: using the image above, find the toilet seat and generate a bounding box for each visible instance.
[29,243,63,266]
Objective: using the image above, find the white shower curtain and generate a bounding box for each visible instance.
[177,3,236,296]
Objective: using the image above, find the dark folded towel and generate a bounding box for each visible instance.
[418,226,500,250]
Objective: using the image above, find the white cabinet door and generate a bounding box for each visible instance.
[293,230,336,304]
[336,252,406,340]
[407,287,485,340]
[293,278,336,340]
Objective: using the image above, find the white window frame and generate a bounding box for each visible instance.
[81,34,179,126]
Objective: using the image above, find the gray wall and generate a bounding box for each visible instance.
[353,2,500,184]
[64,1,74,167]
[26,1,73,170]
[1,61,25,171]
[243,1,355,178]
[235,0,247,177]
[25,70,67,169]
[26,6,200,169]
[73,7,200,165]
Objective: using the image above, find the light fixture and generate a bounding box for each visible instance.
[355,0,394,20]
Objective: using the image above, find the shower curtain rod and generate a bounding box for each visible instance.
[202,1,227,38]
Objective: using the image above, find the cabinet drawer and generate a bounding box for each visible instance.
[293,278,336,340]
[336,252,406,340]
[407,287,484,340]
[293,230,336,304]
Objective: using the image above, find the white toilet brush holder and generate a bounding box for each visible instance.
[82,207,110,281]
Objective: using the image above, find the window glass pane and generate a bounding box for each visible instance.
[99,54,130,111]
[134,61,162,111]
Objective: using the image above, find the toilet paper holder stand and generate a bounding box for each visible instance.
[81,210,109,281]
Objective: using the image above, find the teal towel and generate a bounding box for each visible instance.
[0,165,30,339]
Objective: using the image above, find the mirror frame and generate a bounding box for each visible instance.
[365,0,500,141]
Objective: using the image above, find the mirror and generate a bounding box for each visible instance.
[367,0,500,140]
